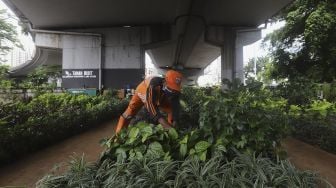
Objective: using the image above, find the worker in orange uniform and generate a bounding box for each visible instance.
[115,70,183,134]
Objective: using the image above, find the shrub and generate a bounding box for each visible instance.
[182,82,291,158]
[0,93,128,166]
[288,99,336,154]
[293,122,336,154]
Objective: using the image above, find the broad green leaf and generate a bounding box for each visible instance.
[198,150,207,161]
[127,127,139,144]
[164,152,171,161]
[116,147,127,155]
[195,141,211,153]
[158,133,164,141]
[128,127,139,139]
[141,135,149,143]
[156,124,164,132]
[129,149,136,158]
[179,135,189,144]
[146,141,164,158]
[134,145,147,154]
[189,148,196,155]
[141,126,153,143]
[110,142,120,149]
[189,130,200,143]
[135,121,148,129]
[168,128,179,140]
[135,151,144,160]
[179,143,187,158]
[140,124,153,135]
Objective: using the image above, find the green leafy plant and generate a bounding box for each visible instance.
[0,93,128,166]
[37,151,330,188]
[36,81,333,187]
[198,80,290,157]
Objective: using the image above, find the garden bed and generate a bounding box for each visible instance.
[0,93,128,166]
[37,84,331,187]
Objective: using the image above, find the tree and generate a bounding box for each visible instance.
[265,0,336,82]
[23,65,62,90]
[0,9,21,63]
[0,64,14,88]
[244,57,274,85]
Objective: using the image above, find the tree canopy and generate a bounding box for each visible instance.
[266,0,336,82]
[244,57,274,85]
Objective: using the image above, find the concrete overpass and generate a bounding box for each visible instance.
[3,0,292,89]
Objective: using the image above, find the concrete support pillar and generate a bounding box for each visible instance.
[62,35,102,89]
[235,44,244,81]
[205,27,261,83]
[34,27,152,89]
[205,27,236,82]
[235,29,262,81]
[35,32,102,89]
[220,30,236,82]
[97,27,149,89]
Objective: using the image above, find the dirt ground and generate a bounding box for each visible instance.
[0,124,336,187]
[283,138,336,187]
[0,121,116,188]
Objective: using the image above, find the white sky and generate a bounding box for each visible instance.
[243,22,285,63]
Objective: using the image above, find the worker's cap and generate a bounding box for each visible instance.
[165,69,183,92]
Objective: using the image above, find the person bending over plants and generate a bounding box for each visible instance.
[115,69,183,134]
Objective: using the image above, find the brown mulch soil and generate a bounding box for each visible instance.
[283,137,336,187]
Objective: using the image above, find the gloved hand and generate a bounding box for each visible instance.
[158,117,172,129]
[110,134,118,143]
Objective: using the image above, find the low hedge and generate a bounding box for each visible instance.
[0,93,128,166]
[292,119,336,154]
[289,100,336,154]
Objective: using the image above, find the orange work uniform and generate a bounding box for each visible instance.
[115,76,180,133]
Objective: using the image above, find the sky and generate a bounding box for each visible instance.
[243,22,285,63]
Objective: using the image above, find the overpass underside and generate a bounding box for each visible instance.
[4,0,292,89]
